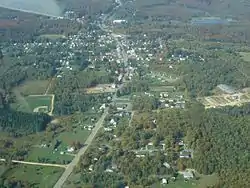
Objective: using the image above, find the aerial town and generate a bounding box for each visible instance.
[0,0,249,188]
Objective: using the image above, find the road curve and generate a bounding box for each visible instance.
[0,159,67,168]
[53,109,109,188]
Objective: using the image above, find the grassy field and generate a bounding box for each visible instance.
[27,147,74,164]
[56,129,91,148]
[2,164,64,188]
[15,80,50,96]
[240,52,250,62]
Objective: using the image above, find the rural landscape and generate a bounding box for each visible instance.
[0,0,250,188]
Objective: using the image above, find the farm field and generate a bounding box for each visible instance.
[1,164,64,188]
[198,92,250,108]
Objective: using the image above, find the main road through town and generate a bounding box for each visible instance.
[54,1,126,187]
[53,108,109,188]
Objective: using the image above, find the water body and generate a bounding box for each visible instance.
[0,0,63,17]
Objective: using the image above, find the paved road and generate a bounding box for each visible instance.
[53,109,109,188]
[0,159,66,168]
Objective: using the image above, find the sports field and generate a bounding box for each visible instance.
[12,93,54,115]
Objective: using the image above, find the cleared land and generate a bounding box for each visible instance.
[85,84,116,94]
[197,92,250,108]
[1,164,64,188]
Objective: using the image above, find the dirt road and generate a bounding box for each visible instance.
[53,109,109,188]
[0,159,66,168]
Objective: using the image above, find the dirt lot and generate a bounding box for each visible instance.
[198,92,250,108]
[85,84,116,94]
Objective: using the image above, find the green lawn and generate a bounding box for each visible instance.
[2,164,64,188]
[27,147,74,164]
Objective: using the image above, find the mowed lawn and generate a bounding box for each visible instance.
[27,147,74,164]
[2,164,64,188]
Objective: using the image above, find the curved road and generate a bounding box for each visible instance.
[53,109,109,188]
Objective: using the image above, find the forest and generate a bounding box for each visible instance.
[0,107,51,136]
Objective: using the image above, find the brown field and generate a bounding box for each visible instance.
[85,84,116,94]
[0,19,18,28]
[198,92,250,108]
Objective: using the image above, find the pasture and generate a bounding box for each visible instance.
[1,164,64,188]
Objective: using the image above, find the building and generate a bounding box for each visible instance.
[183,171,194,179]
[113,19,127,24]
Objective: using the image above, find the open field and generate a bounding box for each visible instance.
[1,164,64,188]
[197,92,250,108]
[85,84,116,94]
[27,147,74,164]
[15,80,50,96]
[240,52,250,62]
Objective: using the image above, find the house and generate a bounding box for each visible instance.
[161,178,168,184]
[183,171,194,179]
[99,104,106,110]
[105,169,114,173]
[110,119,117,126]
[163,162,171,168]
[67,147,75,153]
[89,165,93,171]
[104,127,112,132]
[180,150,191,158]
